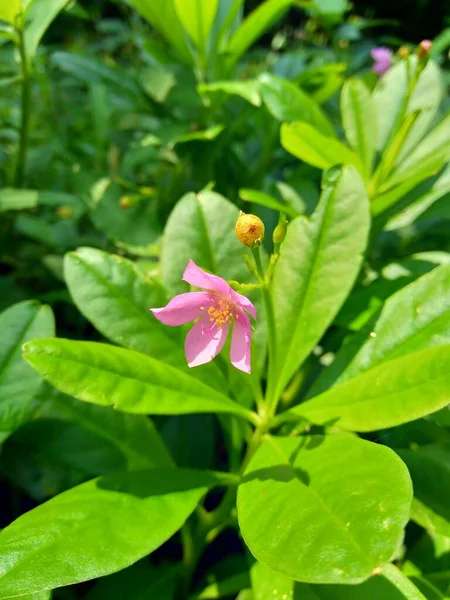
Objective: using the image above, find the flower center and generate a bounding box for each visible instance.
[202,297,238,328]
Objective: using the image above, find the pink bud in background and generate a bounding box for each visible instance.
[371,47,393,76]
[418,39,432,56]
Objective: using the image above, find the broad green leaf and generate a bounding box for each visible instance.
[127,0,191,63]
[0,301,54,433]
[64,248,183,366]
[198,80,262,107]
[237,435,412,584]
[259,73,335,136]
[312,0,348,20]
[0,468,227,597]
[310,262,450,395]
[398,444,450,537]
[239,188,300,218]
[174,0,219,52]
[288,345,450,432]
[23,339,257,423]
[281,122,363,173]
[190,570,250,599]
[271,166,370,399]
[341,78,376,177]
[373,59,442,155]
[250,561,427,600]
[381,114,450,191]
[84,561,177,600]
[226,0,293,63]
[0,0,22,26]
[160,190,266,375]
[17,592,51,600]
[24,0,69,61]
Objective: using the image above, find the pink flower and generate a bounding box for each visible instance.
[151,260,256,373]
[371,47,393,76]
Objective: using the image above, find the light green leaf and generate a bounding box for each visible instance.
[288,345,450,432]
[312,0,348,19]
[0,188,38,211]
[259,73,335,136]
[281,122,363,173]
[398,444,450,537]
[373,59,443,155]
[237,435,412,584]
[174,0,219,52]
[226,0,293,63]
[0,468,227,597]
[341,78,376,177]
[23,339,257,423]
[381,114,450,192]
[198,80,262,107]
[271,166,370,399]
[0,301,54,433]
[126,0,192,63]
[250,561,426,600]
[311,262,450,395]
[24,0,69,61]
[64,248,183,366]
[239,188,300,218]
[0,0,22,26]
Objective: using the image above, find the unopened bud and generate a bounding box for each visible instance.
[397,46,409,58]
[119,194,140,209]
[273,216,288,245]
[417,39,432,57]
[235,212,265,247]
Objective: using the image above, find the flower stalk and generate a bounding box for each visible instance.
[15,24,31,188]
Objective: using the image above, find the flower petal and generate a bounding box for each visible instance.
[230,311,251,374]
[183,260,231,296]
[185,316,230,368]
[151,292,212,326]
[231,289,257,320]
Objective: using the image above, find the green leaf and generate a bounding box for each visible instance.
[84,561,177,600]
[0,0,22,26]
[398,444,450,537]
[237,435,412,584]
[127,0,192,64]
[198,80,262,107]
[226,0,293,63]
[0,301,54,433]
[341,78,376,177]
[0,188,38,211]
[259,73,335,136]
[250,561,427,600]
[239,188,300,218]
[288,345,450,432]
[311,262,450,395]
[312,0,348,20]
[24,0,69,61]
[174,0,219,52]
[373,59,443,155]
[23,339,257,423]
[271,166,370,399]
[381,114,450,192]
[64,248,184,366]
[281,122,363,173]
[0,468,227,597]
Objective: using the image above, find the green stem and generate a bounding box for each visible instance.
[15,27,30,188]
[251,247,278,418]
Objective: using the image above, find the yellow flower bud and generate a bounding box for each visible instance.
[397,46,409,58]
[235,212,265,247]
[56,206,73,218]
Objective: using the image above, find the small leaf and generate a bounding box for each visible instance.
[23,339,257,423]
[0,0,21,26]
[288,345,450,432]
[0,301,54,434]
[281,122,363,173]
[341,78,376,177]
[198,80,262,107]
[0,469,227,597]
[239,188,300,218]
[271,166,370,399]
[174,0,219,53]
[24,0,70,61]
[237,435,412,584]
[0,188,38,212]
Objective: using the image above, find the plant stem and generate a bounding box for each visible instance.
[251,247,278,418]
[15,27,31,188]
